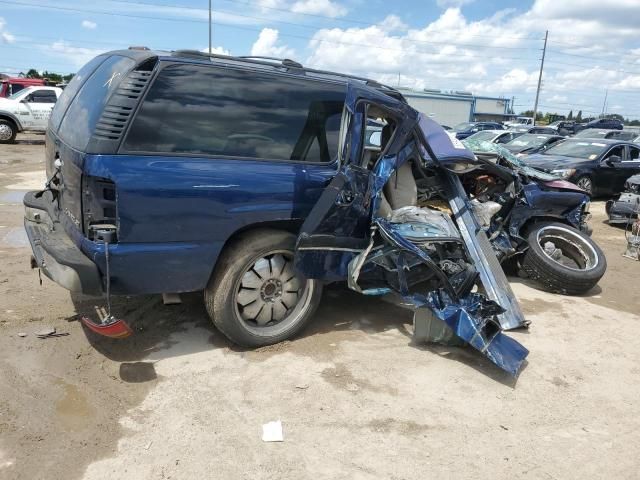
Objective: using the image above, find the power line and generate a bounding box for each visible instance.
[110,0,546,41]
[547,50,640,71]
[0,0,543,52]
[0,23,540,65]
[545,61,640,76]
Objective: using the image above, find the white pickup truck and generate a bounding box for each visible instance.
[0,86,62,143]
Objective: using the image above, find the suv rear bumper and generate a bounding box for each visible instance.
[23,191,103,296]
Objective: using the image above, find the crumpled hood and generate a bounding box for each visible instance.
[525,154,592,171]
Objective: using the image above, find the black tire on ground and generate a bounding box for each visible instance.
[519,222,606,295]
[0,119,17,144]
[204,229,323,347]
[574,175,593,196]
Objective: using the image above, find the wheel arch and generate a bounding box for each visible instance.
[0,112,22,131]
[207,219,304,282]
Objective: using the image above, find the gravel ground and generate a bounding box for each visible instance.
[1,133,639,480]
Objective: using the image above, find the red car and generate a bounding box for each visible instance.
[0,77,48,97]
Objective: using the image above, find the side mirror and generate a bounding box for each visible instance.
[605,155,622,166]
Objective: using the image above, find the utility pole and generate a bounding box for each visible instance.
[601,89,608,117]
[208,0,212,54]
[532,30,548,126]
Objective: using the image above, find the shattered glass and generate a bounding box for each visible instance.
[462,138,560,182]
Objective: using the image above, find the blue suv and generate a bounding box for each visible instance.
[23,48,528,373]
[22,49,408,346]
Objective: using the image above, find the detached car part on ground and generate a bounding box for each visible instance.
[23,50,527,376]
[442,139,605,295]
[606,174,640,225]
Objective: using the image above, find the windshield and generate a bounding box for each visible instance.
[548,121,562,127]
[7,89,28,100]
[465,131,497,142]
[543,140,607,158]
[574,129,609,138]
[462,138,559,181]
[505,134,550,150]
[453,122,472,132]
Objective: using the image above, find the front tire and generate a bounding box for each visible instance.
[204,229,322,347]
[0,119,17,144]
[574,175,593,196]
[519,222,606,295]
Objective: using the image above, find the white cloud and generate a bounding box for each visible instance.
[47,41,106,68]
[81,20,97,30]
[0,17,14,44]
[291,0,347,18]
[251,28,295,58]
[304,2,640,118]
[200,46,231,55]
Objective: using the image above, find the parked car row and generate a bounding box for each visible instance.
[451,117,631,143]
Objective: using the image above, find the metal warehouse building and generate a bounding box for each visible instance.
[399,88,512,127]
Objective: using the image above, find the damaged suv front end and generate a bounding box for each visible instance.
[294,84,528,375]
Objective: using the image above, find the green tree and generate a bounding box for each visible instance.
[567,110,573,120]
[576,110,582,122]
[25,69,41,79]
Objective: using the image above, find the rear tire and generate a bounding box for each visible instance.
[204,229,322,347]
[0,119,17,144]
[519,222,606,295]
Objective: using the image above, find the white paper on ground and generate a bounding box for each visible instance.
[262,420,284,442]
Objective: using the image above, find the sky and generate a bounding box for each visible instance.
[0,0,638,119]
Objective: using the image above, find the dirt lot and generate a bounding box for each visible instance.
[1,133,639,480]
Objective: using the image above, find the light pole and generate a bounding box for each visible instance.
[208,0,212,54]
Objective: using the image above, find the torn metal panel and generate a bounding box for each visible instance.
[296,83,529,376]
[412,293,528,376]
[369,218,527,375]
[445,173,528,330]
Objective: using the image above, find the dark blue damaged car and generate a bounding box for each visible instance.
[24,49,529,374]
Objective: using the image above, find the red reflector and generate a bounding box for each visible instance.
[81,316,133,339]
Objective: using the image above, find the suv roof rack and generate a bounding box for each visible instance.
[236,56,303,69]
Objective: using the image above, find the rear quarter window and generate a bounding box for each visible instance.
[49,55,108,132]
[57,55,136,150]
[122,63,346,162]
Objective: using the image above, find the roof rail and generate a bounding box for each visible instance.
[237,56,303,69]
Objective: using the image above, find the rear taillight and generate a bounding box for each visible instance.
[82,175,117,240]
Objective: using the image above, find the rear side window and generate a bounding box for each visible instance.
[57,55,136,150]
[123,64,346,162]
[50,55,107,132]
[27,90,57,104]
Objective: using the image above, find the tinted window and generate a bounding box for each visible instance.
[123,64,346,162]
[27,90,57,103]
[544,140,608,159]
[9,84,25,95]
[50,54,108,132]
[629,146,640,161]
[58,55,136,150]
[453,122,472,132]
